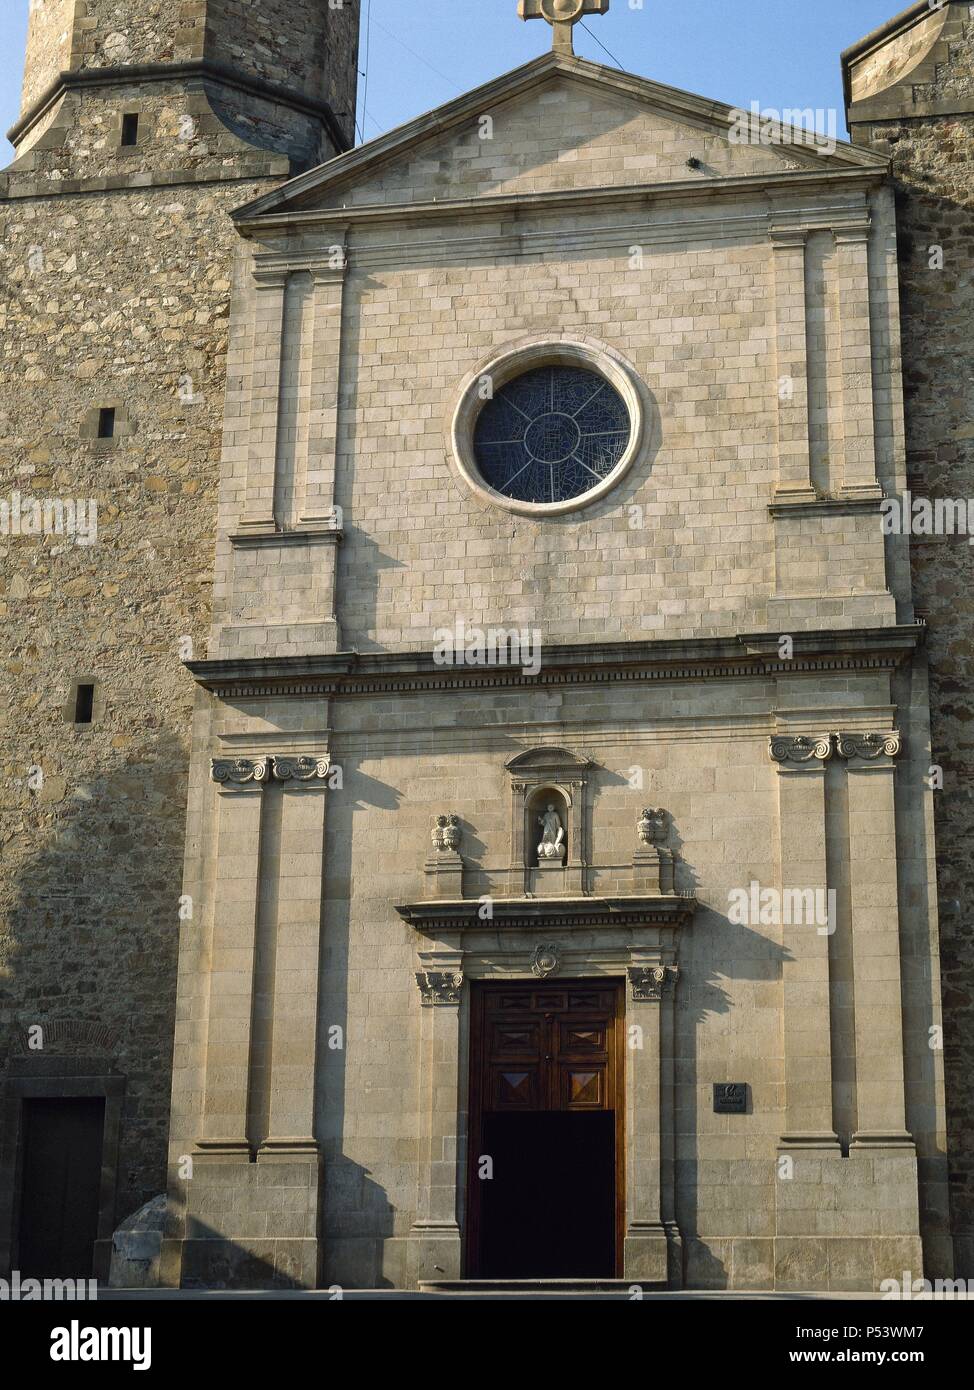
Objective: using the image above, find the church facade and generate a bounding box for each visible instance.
[2,0,973,1293]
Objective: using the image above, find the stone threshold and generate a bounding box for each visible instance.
[419,1279,663,1294]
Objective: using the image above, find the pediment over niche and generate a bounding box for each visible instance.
[505,745,594,774]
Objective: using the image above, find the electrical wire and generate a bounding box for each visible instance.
[579,18,626,70]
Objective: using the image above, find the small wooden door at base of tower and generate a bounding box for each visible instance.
[17,1097,105,1278]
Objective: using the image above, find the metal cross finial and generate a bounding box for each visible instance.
[519,0,610,56]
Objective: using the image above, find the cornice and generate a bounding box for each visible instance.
[396,895,697,934]
[267,202,881,276]
[185,626,925,701]
[7,59,352,154]
[228,526,343,550]
[840,0,932,68]
[768,496,886,520]
[234,170,889,239]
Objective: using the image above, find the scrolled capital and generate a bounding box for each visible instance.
[415,970,464,1007]
[628,964,678,1003]
[835,732,903,762]
[769,735,832,766]
[272,755,332,783]
[211,757,270,787]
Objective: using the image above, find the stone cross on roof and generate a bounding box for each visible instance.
[519,0,611,56]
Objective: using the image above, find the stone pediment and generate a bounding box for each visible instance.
[235,52,888,225]
[505,745,594,773]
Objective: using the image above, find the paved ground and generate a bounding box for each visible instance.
[99,1288,895,1301]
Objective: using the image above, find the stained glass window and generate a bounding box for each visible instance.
[473,365,631,506]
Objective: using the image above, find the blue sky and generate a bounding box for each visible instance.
[1,0,902,161]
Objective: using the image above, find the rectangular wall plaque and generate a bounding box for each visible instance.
[714,1083,748,1114]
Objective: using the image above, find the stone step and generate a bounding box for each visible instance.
[418,1279,665,1294]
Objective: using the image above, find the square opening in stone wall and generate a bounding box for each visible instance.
[120,114,140,148]
[73,684,95,725]
[97,408,116,439]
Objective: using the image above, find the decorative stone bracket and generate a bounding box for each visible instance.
[211,755,332,788]
[415,970,464,1007]
[769,732,903,766]
[628,964,679,1002]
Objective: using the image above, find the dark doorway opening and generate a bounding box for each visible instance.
[479,1110,615,1278]
[467,979,624,1278]
[17,1098,105,1278]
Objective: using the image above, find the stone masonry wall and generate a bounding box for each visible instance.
[15,3,358,164]
[19,0,77,113]
[849,6,974,1275]
[0,0,359,1260]
[0,173,272,1235]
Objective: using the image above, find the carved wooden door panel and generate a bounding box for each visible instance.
[481,982,618,1113]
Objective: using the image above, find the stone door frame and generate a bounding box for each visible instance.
[399,898,694,1288]
[0,1057,126,1283]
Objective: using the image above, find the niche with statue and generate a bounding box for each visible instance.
[528,787,570,868]
[505,746,593,896]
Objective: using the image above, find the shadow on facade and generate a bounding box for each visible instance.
[0,730,187,1274]
[314,759,402,1287]
[897,171,974,1276]
[676,910,787,1289]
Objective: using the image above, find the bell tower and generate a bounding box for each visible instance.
[0,2,359,1286]
[11,0,360,175]
[844,0,974,1280]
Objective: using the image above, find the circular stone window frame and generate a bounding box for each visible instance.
[449,336,647,518]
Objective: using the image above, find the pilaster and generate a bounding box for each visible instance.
[833,227,883,502]
[238,269,288,533]
[407,959,465,1284]
[624,959,681,1286]
[770,230,816,503]
[300,261,347,525]
[836,732,914,1152]
[769,734,841,1153]
[259,759,331,1156]
[197,757,269,1155]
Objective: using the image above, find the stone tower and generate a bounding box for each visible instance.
[844,0,974,1277]
[0,0,359,1280]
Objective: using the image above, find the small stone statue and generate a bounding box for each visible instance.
[638,808,667,846]
[442,815,461,852]
[537,804,566,861]
[431,814,461,853]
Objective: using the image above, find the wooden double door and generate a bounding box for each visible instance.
[467,980,624,1279]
